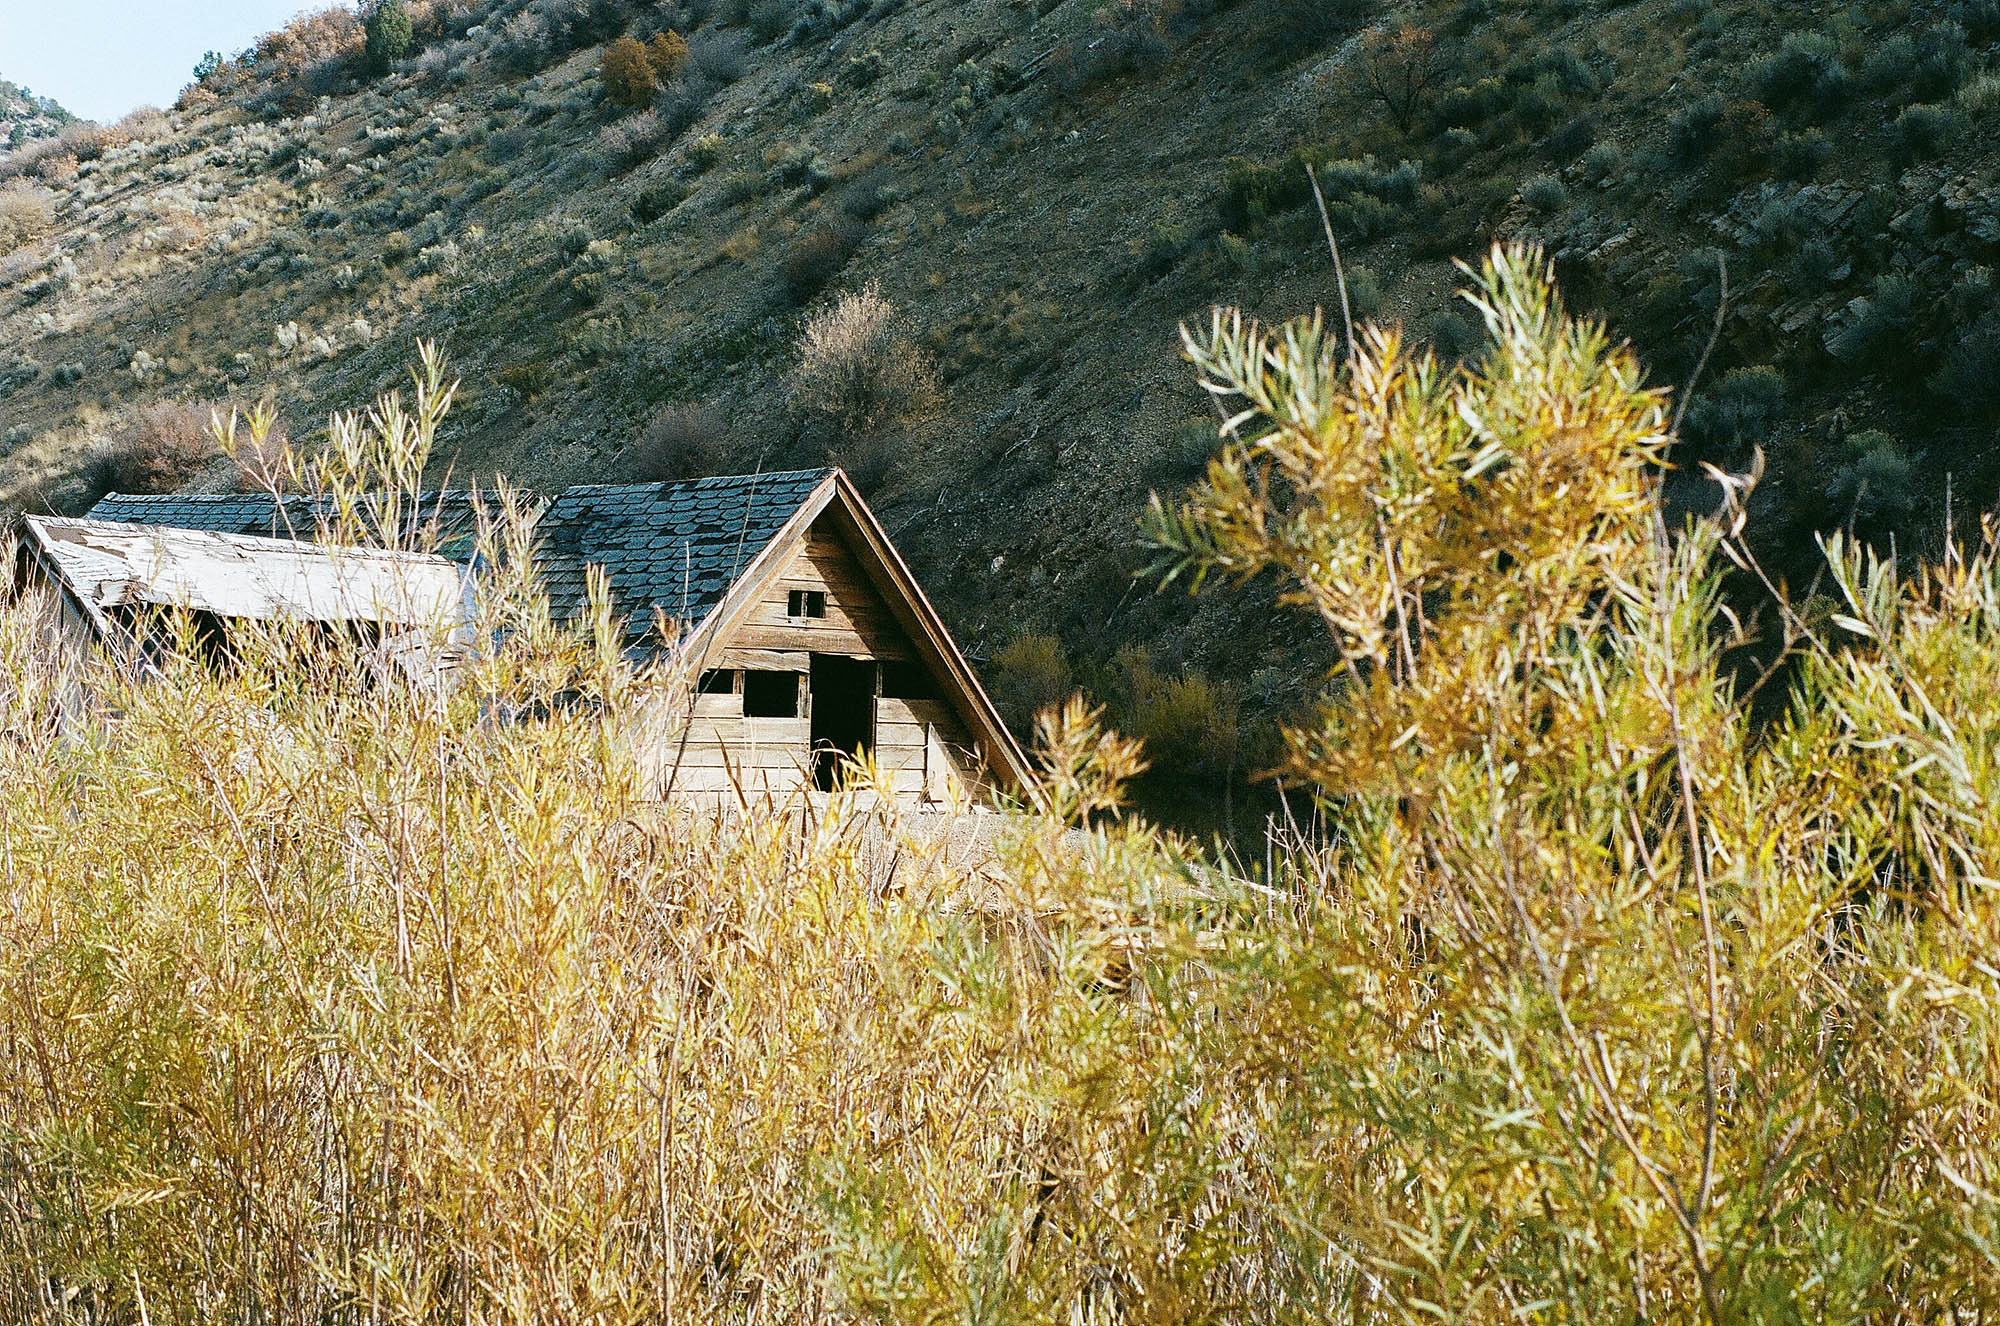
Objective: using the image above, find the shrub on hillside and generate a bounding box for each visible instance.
[1861,23,1970,103]
[1770,129,1830,180]
[689,31,748,83]
[748,0,797,43]
[1680,365,1785,458]
[1823,428,1919,533]
[597,111,674,171]
[56,122,109,163]
[601,36,658,107]
[788,282,939,436]
[1953,0,2000,40]
[365,0,415,75]
[991,631,1073,737]
[30,152,78,186]
[1827,272,1922,370]
[778,217,863,301]
[1578,140,1623,184]
[1048,6,1173,96]
[1520,172,1567,213]
[629,177,688,224]
[627,403,728,481]
[1664,92,1723,163]
[1887,103,1963,163]
[1929,308,2000,419]
[1270,0,1373,50]
[0,186,52,250]
[1108,646,1240,783]
[1748,31,1849,119]
[647,30,690,81]
[99,399,221,495]
[653,73,717,137]
[1218,151,1422,236]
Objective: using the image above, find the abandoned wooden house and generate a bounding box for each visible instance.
[80,468,1029,807]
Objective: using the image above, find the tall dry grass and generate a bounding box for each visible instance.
[0,252,1996,1322]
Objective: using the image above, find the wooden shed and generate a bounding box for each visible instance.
[13,514,471,718]
[85,469,1029,807]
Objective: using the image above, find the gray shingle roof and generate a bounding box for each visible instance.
[533,470,833,642]
[87,492,492,562]
[87,469,835,645]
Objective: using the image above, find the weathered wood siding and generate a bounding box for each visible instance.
[647,529,991,804]
[728,535,913,660]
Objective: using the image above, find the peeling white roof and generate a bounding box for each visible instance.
[23,515,466,631]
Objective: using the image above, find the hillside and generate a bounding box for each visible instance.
[0,0,1997,815]
[0,78,74,155]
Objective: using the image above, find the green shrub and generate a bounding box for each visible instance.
[1887,103,1963,163]
[991,631,1073,735]
[750,0,796,43]
[1268,0,1374,51]
[1958,70,2000,119]
[1665,92,1723,163]
[1520,172,1567,213]
[1789,237,1845,289]
[1047,8,1171,96]
[1827,272,1922,366]
[778,217,864,300]
[1747,31,1849,119]
[1770,129,1830,179]
[630,177,688,224]
[1578,140,1622,184]
[1952,0,2000,41]
[494,360,554,400]
[1107,647,1240,782]
[1824,428,1919,532]
[1168,414,1222,472]
[364,0,414,75]
[689,31,748,83]
[1218,151,1420,235]
[1680,364,1785,457]
[597,111,674,171]
[688,132,728,171]
[1928,308,2000,418]
[1424,306,1482,361]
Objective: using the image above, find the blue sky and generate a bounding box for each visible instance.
[0,1,346,123]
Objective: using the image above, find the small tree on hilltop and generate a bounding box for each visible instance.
[364,0,413,76]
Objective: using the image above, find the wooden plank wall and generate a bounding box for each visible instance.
[641,531,995,805]
[728,535,912,660]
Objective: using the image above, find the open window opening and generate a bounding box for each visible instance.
[742,669,801,718]
[787,589,827,619]
[697,668,738,695]
[879,659,936,701]
[810,654,876,790]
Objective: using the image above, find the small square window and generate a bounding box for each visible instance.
[697,668,737,695]
[787,589,827,619]
[742,669,801,718]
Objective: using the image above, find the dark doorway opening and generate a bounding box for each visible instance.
[810,654,876,790]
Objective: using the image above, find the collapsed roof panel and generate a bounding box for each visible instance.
[24,516,467,630]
